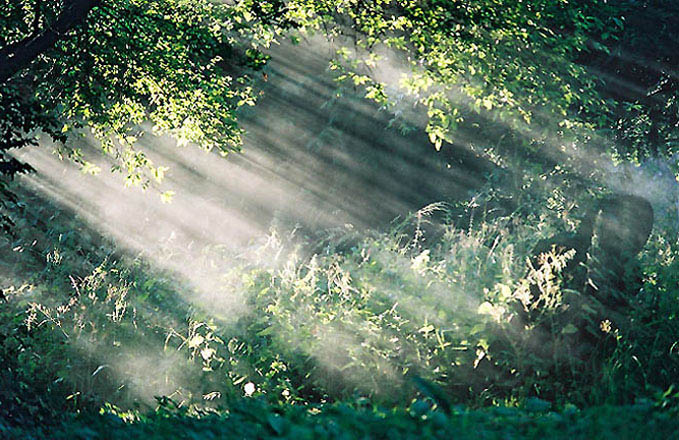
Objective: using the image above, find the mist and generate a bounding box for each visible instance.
[7,30,679,407]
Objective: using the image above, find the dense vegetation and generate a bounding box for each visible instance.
[1,0,679,437]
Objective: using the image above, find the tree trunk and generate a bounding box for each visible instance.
[0,0,100,84]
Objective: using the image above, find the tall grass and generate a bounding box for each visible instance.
[2,194,678,419]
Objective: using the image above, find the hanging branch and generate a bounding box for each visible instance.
[0,0,101,84]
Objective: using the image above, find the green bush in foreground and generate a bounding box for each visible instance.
[2,397,679,440]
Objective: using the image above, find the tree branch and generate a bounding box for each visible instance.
[32,0,43,34]
[0,0,101,84]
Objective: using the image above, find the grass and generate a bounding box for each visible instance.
[3,397,679,439]
[1,188,679,436]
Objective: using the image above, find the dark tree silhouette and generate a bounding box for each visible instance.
[0,0,100,84]
[532,194,654,293]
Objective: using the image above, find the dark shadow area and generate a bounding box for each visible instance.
[13,39,501,259]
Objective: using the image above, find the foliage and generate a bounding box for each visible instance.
[3,396,679,440]
[0,0,281,190]
[2,0,679,436]
[3,0,677,192]
[2,192,678,419]
[579,0,679,162]
[291,0,618,160]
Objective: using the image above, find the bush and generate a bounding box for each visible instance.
[1,195,678,420]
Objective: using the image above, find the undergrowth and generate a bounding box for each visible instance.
[2,190,678,429]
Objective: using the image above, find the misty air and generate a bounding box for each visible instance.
[1,1,679,438]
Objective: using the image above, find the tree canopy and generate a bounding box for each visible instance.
[1,0,677,204]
